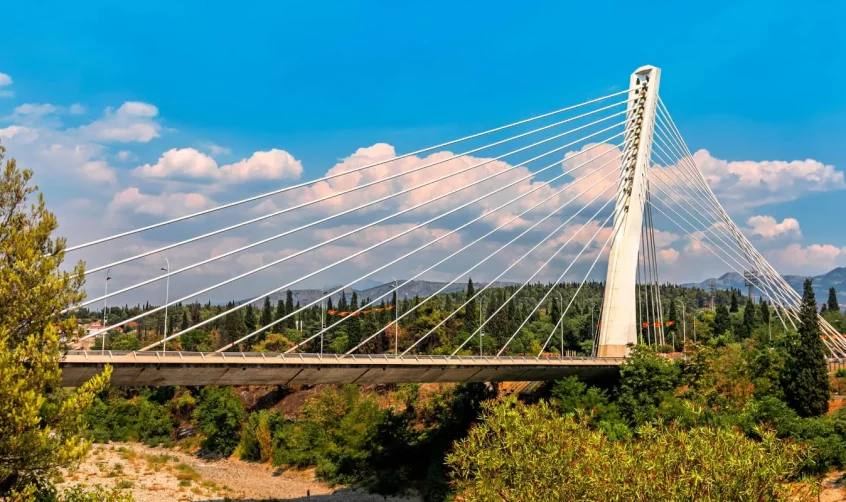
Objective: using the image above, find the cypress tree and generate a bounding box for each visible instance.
[244,304,256,333]
[285,290,295,329]
[275,299,286,323]
[261,296,273,328]
[729,290,739,313]
[180,310,189,331]
[714,304,732,338]
[463,278,479,334]
[760,299,770,325]
[550,296,561,325]
[742,297,757,339]
[828,287,840,313]
[782,279,830,417]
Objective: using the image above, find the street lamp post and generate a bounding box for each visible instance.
[102,268,112,355]
[161,259,170,352]
[556,291,564,357]
[321,285,327,357]
[392,277,399,356]
[676,300,686,351]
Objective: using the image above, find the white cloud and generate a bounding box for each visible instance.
[0,73,12,98]
[78,101,162,143]
[658,248,680,264]
[116,150,134,161]
[768,243,846,274]
[746,215,801,239]
[107,187,215,218]
[218,149,302,182]
[77,160,117,184]
[133,147,303,183]
[13,103,59,117]
[69,103,85,115]
[199,142,231,156]
[692,149,844,209]
[0,125,38,142]
[134,148,218,178]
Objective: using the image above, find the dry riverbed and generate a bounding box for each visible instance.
[59,443,420,501]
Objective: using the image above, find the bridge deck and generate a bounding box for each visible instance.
[61,351,625,387]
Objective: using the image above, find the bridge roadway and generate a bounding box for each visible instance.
[60,350,625,387]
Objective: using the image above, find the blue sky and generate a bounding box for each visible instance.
[2,0,846,303]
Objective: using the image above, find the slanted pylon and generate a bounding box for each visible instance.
[597,65,661,357]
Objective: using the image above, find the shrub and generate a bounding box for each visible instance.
[447,398,810,501]
[239,410,286,462]
[193,387,244,456]
[835,368,846,378]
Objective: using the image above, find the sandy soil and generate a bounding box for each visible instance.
[59,443,420,501]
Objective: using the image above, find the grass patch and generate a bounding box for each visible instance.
[174,462,201,482]
[116,479,134,489]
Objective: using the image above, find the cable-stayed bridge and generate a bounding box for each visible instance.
[60,65,846,387]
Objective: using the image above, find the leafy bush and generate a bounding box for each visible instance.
[84,396,174,446]
[239,409,287,462]
[447,398,810,501]
[273,385,383,484]
[835,368,846,378]
[193,387,244,456]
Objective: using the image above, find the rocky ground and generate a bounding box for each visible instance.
[59,443,420,501]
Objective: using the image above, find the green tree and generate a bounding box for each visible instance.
[713,304,732,338]
[447,399,809,501]
[730,290,739,313]
[285,290,295,329]
[222,302,246,347]
[275,299,286,323]
[463,278,478,334]
[616,345,681,425]
[741,296,758,340]
[244,304,256,333]
[782,279,830,417]
[0,142,112,497]
[828,287,840,313]
[261,296,273,328]
[760,299,771,326]
[193,387,245,456]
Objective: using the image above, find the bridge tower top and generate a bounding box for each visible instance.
[596,65,661,357]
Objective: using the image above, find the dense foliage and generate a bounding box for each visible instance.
[448,399,809,501]
[0,141,112,499]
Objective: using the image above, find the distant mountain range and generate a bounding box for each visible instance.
[244,280,520,307]
[682,267,846,303]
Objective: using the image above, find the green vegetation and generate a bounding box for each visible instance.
[448,399,809,501]
[0,141,114,499]
[193,387,245,456]
[783,279,830,417]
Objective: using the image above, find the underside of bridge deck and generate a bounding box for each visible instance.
[60,351,624,387]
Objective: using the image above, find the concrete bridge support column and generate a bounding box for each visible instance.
[597,65,661,357]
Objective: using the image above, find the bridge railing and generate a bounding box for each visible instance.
[62,350,626,365]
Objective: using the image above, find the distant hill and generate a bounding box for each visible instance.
[682,267,846,304]
[243,279,520,307]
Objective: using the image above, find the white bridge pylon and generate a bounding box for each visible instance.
[597,65,660,357]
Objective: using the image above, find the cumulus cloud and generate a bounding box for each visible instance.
[133,147,303,183]
[107,187,215,218]
[692,149,844,209]
[12,103,58,117]
[768,243,846,273]
[77,160,117,184]
[78,101,162,142]
[658,248,680,264]
[0,125,38,142]
[746,215,801,239]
